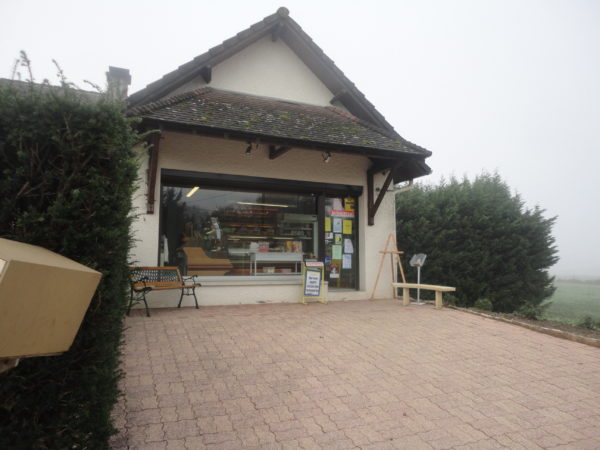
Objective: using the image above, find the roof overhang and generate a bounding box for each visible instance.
[139,116,431,181]
[138,116,430,226]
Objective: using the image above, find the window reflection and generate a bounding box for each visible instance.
[160,186,317,276]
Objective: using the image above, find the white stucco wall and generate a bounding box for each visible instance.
[130,131,398,307]
[171,36,335,106]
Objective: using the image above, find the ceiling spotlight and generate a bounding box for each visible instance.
[244,142,252,156]
[322,151,331,163]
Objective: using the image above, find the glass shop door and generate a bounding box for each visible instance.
[323,196,357,289]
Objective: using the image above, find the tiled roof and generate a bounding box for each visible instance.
[129,88,430,156]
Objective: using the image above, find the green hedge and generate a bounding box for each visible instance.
[396,173,558,313]
[0,78,139,448]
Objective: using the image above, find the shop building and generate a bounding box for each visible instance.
[126,7,431,307]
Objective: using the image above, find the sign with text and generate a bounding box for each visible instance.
[304,269,321,296]
[302,261,326,304]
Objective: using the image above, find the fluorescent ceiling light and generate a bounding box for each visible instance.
[186,186,199,197]
[237,201,290,208]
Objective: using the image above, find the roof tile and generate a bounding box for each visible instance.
[129,88,429,156]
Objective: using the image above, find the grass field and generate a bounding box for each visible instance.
[542,281,600,325]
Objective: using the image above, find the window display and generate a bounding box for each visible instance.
[160,186,317,276]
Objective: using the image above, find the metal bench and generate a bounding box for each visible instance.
[128,266,201,317]
[392,282,456,309]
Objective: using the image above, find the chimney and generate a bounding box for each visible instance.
[106,66,131,101]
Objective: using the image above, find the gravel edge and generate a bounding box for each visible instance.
[448,306,600,349]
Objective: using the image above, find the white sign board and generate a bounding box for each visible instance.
[301,261,326,304]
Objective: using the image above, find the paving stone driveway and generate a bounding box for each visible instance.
[111,300,600,449]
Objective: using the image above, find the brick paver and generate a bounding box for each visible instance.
[112,300,600,449]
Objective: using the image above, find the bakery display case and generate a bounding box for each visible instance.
[223,212,317,275]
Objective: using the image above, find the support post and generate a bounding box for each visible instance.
[403,287,410,306]
[435,291,443,309]
[146,133,161,214]
[367,169,375,226]
[367,165,398,226]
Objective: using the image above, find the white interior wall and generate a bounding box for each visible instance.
[130,132,398,307]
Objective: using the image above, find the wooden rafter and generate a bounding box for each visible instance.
[268,145,291,160]
[368,159,398,174]
[271,22,285,41]
[330,89,348,105]
[200,65,212,84]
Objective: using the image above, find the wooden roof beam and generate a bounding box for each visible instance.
[271,22,285,42]
[200,65,212,84]
[268,145,291,159]
[146,133,161,214]
[367,164,398,226]
[330,89,348,105]
[369,159,400,174]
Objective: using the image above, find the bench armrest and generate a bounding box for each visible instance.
[182,275,201,287]
[131,275,150,290]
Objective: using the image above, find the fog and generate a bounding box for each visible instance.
[2,0,598,278]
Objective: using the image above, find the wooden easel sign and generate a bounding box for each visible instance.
[369,233,406,300]
[301,261,326,304]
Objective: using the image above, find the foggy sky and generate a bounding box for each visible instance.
[1,0,599,278]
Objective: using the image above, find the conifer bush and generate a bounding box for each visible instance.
[396,173,558,314]
[473,298,494,311]
[0,64,139,448]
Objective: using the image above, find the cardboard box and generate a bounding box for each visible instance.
[0,238,102,358]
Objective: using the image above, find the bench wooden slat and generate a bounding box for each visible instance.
[142,284,198,291]
[392,282,456,292]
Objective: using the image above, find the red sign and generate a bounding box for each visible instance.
[330,210,355,218]
[305,261,324,267]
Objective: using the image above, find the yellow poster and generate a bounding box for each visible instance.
[325,217,331,232]
[344,197,356,211]
[342,219,352,234]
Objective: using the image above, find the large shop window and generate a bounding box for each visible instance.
[160,176,360,289]
[161,186,318,276]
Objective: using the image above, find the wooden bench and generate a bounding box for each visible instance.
[128,266,202,317]
[392,282,456,309]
